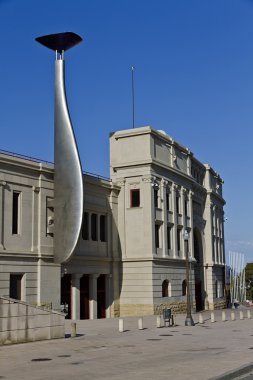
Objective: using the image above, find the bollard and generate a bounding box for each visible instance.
[156,315,162,328]
[71,322,77,338]
[119,318,124,333]
[240,310,244,320]
[199,313,204,324]
[138,317,143,330]
[211,312,215,323]
[231,311,235,321]
[222,311,226,322]
[247,310,251,319]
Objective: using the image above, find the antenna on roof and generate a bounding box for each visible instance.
[131,66,135,129]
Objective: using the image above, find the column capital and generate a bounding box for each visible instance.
[117,179,126,187]
[142,176,155,184]
[0,181,6,187]
[32,186,40,193]
[72,273,83,281]
[92,274,100,280]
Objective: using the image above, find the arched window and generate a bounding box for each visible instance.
[162,280,171,297]
[182,280,187,296]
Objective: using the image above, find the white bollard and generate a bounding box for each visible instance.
[138,317,143,330]
[199,313,204,324]
[71,322,77,338]
[156,315,162,328]
[222,311,226,322]
[231,311,235,321]
[119,318,124,333]
[211,312,215,323]
[247,310,251,319]
[240,310,244,320]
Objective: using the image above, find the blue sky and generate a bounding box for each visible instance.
[0,0,253,262]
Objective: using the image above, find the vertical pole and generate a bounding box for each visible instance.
[131,66,135,129]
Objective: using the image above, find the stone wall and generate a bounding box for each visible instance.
[154,301,188,315]
[0,297,65,345]
[212,299,226,310]
[119,304,154,317]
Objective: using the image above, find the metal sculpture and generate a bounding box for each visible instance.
[36,32,83,263]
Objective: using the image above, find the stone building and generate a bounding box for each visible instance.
[0,126,226,319]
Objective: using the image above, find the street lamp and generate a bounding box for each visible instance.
[184,229,195,326]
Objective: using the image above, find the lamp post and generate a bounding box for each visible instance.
[184,229,195,326]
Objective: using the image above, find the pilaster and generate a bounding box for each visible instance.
[172,184,178,258]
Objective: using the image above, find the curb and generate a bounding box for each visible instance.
[209,362,253,380]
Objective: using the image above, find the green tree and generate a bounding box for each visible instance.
[245,263,253,299]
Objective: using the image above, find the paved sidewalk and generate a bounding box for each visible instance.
[0,309,253,380]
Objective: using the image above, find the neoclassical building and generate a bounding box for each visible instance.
[0,126,226,319]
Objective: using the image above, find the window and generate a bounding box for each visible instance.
[12,192,21,234]
[154,189,158,208]
[182,279,187,296]
[82,212,89,240]
[184,199,188,217]
[91,214,97,241]
[167,226,171,250]
[177,228,181,252]
[166,192,170,211]
[176,195,180,214]
[155,224,160,249]
[100,215,107,242]
[130,189,140,207]
[162,280,171,297]
[10,274,23,300]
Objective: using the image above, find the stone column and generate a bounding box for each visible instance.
[0,181,6,250]
[212,205,217,263]
[89,274,99,319]
[71,274,82,320]
[189,190,194,260]
[181,188,186,259]
[161,179,167,257]
[172,184,178,258]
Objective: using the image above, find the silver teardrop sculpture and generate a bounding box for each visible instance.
[54,58,83,264]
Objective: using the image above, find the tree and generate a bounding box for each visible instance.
[245,263,253,299]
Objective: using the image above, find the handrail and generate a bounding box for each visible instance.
[0,149,111,182]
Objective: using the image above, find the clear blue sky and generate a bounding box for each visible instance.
[0,0,253,262]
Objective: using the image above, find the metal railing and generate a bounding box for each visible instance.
[0,149,111,182]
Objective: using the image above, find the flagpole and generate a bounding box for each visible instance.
[131,66,135,129]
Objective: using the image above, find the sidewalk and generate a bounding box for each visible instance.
[0,309,252,380]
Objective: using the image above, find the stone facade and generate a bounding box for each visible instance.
[0,126,226,319]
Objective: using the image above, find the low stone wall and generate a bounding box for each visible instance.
[0,297,65,345]
[212,299,227,310]
[119,304,154,317]
[119,301,191,317]
[154,301,188,315]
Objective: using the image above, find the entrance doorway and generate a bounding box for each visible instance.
[10,274,23,300]
[80,275,89,319]
[61,274,71,319]
[97,275,106,319]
